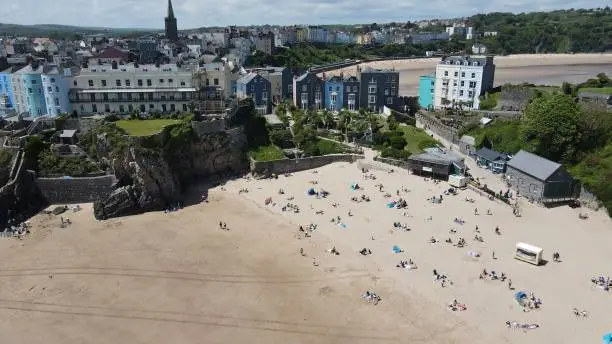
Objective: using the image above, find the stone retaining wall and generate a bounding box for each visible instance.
[36,175,116,204]
[373,156,412,170]
[250,154,364,176]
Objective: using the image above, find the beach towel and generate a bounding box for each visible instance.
[387,202,396,208]
[603,333,612,344]
[338,223,347,228]
[392,245,402,253]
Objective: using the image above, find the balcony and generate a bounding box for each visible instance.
[70,97,193,103]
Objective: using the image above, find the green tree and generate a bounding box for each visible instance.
[521,93,581,163]
[561,81,573,95]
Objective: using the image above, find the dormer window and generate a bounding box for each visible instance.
[464,61,469,66]
[473,62,479,66]
[455,61,460,65]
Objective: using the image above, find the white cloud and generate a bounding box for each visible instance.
[0,0,608,28]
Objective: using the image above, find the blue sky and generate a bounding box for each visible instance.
[0,0,609,29]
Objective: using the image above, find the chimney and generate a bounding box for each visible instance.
[111,60,118,69]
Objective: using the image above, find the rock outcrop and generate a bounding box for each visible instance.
[93,125,247,220]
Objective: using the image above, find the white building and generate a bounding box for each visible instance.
[445,24,473,39]
[472,44,487,55]
[198,62,232,98]
[434,55,495,110]
[68,62,198,115]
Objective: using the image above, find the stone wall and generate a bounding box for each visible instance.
[415,113,459,145]
[505,166,545,203]
[36,175,116,204]
[373,156,412,170]
[250,154,364,176]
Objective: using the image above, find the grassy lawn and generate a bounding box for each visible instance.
[116,119,181,137]
[579,87,612,95]
[249,144,285,161]
[317,139,349,155]
[398,125,439,154]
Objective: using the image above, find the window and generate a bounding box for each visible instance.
[454,72,458,77]
[288,84,293,93]
[55,86,59,92]
[453,81,457,86]
[92,104,97,112]
[328,86,332,91]
[73,81,77,87]
[384,89,389,96]
[140,105,145,112]
[460,81,465,87]
[162,104,167,112]
[471,73,476,78]
[444,71,448,77]
[161,95,166,101]
[104,104,110,112]
[461,72,465,77]
[103,94,108,101]
[88,80,94,87]
[468,91,473,98]
[170,104,175,111]
[31,80,37,84]
[102,80,107,87]
[336,87,340,92]
[128,104,134,112]
[148,93,153,101]
[214,78,219,86]
[183,104,188,111]
[469,81,477,88]
[180,81,185,86]
[149,104,154,109]
[90,94,96,101]
[50,78,55,83]
[182,92,187,100]
[118,93,123,101]
[126,80,131,86]
[159,79,164,83]
[301,85,307,92]
[460,90,464,96]
[147,79,152,86]
[368,86,376,94]
[54,98,59,106]
[127,93,132,101]
[168,79,173,83]
[116,80,121,87]
[169,94,175,100]
[330,93,337,103]
[28,88,32,94]
[387,97,393,105]
[139,93,145,100]
[138,79,143,86]
[368,95,376,104]
[119,105,125,112]
[47,86,52,92]
[206,79,210,86]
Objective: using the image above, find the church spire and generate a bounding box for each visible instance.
[167,0,175,19]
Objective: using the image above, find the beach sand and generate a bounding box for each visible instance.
[1,147,611,343]
[324,53,612,95]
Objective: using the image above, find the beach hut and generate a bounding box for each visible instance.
[474,147,507,173]
[514,242,543,266]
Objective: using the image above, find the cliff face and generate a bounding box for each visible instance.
[93,125,247,220]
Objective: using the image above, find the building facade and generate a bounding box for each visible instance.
[0,68,16,110]
[293,72,324,110]
[359,67,399,113]
[41,66,72,116]
[247,67,292,103]
[252,32,275,55]
[324,76,343,111]
[434,55,495,109]
[236,73,271,114]
[14,63,48,117]
[342,75,360,111]
[68,62,196,115]
[418,74,435,110]
[199,62,232,99]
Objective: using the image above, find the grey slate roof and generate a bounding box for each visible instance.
[459,135,475,146]
[475,147,505,162]
[507,150,560,181]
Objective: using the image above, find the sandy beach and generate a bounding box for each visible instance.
[325,53,612,95]
[1,146,611,343]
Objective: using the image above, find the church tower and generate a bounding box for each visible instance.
[164,0,178,41]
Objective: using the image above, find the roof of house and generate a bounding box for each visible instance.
[97,46,128,59]
[327,75,343,83]
[344,75,359,83]
[59,129,76,138]
[459,135,475,145]
[507,150,561,181]
[236,72,258,85]
[361,67,398,74]
[475,147,505,162]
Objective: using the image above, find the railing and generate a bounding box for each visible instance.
[70,97,194,103]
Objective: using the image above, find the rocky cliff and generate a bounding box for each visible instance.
[93,124,247,220]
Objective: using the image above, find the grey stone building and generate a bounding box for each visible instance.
[293,72,324,110]
[358,67,399,113]
[343,75,360,111]
[505,150,580,204]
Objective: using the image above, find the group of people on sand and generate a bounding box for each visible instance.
[591,276,611,291]
[433,269,453,287]
[2,218,31,238]
[282,203,300,213]
[361,291,381,305]
[447,299,467,311]
[396,259,417,269]
[218,222,229,231]
[479,269,511,289]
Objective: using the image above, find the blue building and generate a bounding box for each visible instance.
[418,74,435,110]
[324,76,343,111]
[15,63,47,117]
[342,75,360,111]
[236,73,272,114]
[0,67,17,111]
[41,66,73,116]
